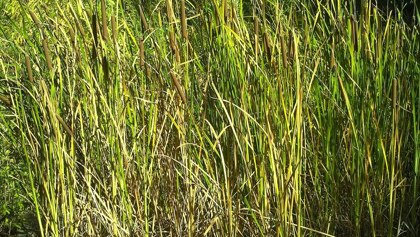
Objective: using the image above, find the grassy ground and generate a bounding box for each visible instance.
[0,0,419,236]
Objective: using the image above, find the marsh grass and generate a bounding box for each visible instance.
[0,0,419,236]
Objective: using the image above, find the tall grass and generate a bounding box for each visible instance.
[0,0,419,236]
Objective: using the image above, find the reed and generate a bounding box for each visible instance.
[42,38,52,71]
[139,36,145,69]
[253,8,259,56]
[280,22,288,68]
[0,95,11,105]
[170,71,187,105]
[180,0,187,40]
[25,54,33,82]
[56,114,73,137]
[69,27,75,46]
[29,10,44,37]
[69,5,85,37]
[111,15,117,45]
[92,13,98,60]
[138,4,148,32]
[101,0,109,41]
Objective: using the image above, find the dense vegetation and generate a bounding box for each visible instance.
[0,0,419,236]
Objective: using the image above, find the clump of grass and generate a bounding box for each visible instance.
[0,0,419,236]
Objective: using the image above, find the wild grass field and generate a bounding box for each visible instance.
[0,0,419,236]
